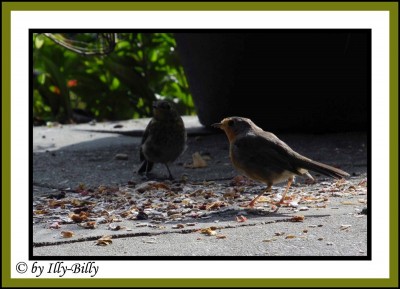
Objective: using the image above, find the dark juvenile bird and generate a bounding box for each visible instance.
[138,100,187,179]
[213,117,349,209]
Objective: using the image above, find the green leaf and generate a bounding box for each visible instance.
[110,77,120,91]
[37,73,46,85]
[35,34,45,49]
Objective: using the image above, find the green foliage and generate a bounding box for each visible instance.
[32,33,194,123]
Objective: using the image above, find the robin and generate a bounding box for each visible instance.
[138,100,187,179]
[213,117,349,210]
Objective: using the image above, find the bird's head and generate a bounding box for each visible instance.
[212,116,255,142]
[152,100,179,120]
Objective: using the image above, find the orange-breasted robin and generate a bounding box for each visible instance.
[213,117,349,210]
[138,100,187,179]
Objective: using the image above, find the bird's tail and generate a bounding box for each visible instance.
[299,157,349,179]
[138,160,154,174]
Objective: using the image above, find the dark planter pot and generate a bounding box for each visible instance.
[175,31,369,133]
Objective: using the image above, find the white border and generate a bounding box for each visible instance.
[11,11,389,278]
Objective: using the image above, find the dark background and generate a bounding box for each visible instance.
[175,30,370,133]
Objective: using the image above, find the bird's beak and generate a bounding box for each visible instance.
[212,122,222,129]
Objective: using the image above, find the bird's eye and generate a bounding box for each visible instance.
[228,120,234,127]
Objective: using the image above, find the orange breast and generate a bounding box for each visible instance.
[223,127,237,143]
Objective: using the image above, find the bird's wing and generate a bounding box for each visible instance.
[233,132,302,175]
[140,119,153,162]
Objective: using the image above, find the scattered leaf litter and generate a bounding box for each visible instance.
[60,231,74,238]
[96,235,112,246]
[32,177,367,235]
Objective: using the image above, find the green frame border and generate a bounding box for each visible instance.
[2,1,398,288]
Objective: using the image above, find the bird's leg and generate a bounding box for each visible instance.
[279,177,293,204]
[248,185,272,207]
[273,177,294,212]
[140,161,149,180]
[164,164,174,180]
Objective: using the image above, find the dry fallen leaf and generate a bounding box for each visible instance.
[358,178,367,186]
[77,183,86,190]
[236,215,247,223]
[71,199,95,207]
[135,181,170,193]
[257,196,270,203]
[108,224,124,231]
[206,201,227,210]
[49,222,60,229]
[69,211,89,223]
[216,234,227,239]
[33,209,48,215]
[223,191,237,199]
[184,152,208,168]
[200,228,217,236]
[61,231,74,238]
[341,201,355,205]
[48,199,68,209]
[96,235,112,246]
[290,215,305,222]
[230,175,255,186]
[285,235,296,239]
[78,221,97,229]
[172,224,185,229]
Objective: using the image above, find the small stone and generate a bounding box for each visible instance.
[136,211,149,220]
[115,153,129,160]
[340,224,352,230]
[143,240,156,244]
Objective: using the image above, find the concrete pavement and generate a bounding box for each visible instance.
[32,116,368,257]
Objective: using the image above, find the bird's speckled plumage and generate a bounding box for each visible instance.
[138,100,187,179]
